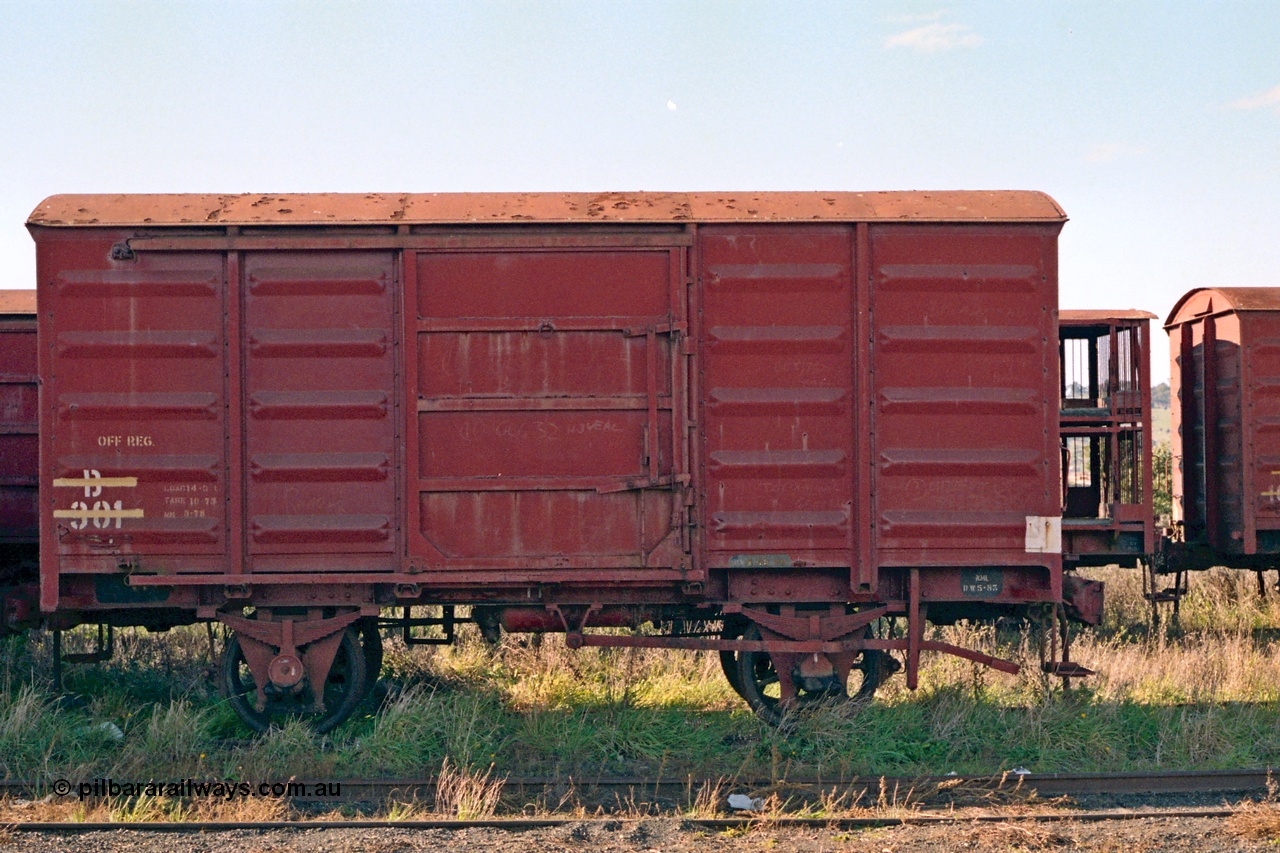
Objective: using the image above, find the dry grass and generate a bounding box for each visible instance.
[390,632,740,713]
[364,760,506,821]
[1228,801,1280,842]
[1068,566,1280,705]
[0,795,81,824]
[0,791,291,824]
[684,776,730,818]
[433,758,504,819]
[1226,773,1280,842]
[961,820,1074,850]
[814,567,1280,774]
[888,566,1280,709]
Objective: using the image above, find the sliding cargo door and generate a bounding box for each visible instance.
[410,237,691,580]
[241,252,399,571]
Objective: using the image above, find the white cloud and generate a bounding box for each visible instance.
[666,100,677,111]
[884,22,982,53]
[1086,143,1148,163]
[1229,84,1280,111]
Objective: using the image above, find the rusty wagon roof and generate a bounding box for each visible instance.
[0,290,36,314]
[28,191,1066,228]
[1060,309,1158,322]
[1165,288,1280,328]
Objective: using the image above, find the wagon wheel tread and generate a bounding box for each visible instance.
[734,623,889,726]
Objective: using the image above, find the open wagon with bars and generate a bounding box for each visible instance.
[1057,309,1157,568]
[27,191,1095,730]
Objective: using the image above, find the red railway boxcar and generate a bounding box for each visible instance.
[27,191,1080,729]
[0,290,40,633]
[1165,288,1280,568]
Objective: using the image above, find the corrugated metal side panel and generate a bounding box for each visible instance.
[43,249,228,563]
[1170,311,1247,551]
[410,243,685,571]
[1169,318,1189,530]
[242,252,399,564]
[0,314,38,543]
[1210,314,1245,551]
[698,225,857,565]
[1172,316,1204,535]
[1241,313,1280,550]
[869,224,1059,566]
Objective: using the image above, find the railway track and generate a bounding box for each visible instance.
[2,768,1270,804]
[3,772,1272,846]
[0,808,1247,834]
[326,768,1278,802]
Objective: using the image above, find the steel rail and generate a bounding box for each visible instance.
[282,768,1278,800]
[5,768,1273,803]
[0,808,1242,834]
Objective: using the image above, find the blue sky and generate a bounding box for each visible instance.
[3,1,1279,381]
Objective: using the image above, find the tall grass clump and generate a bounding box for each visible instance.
[433,757,503,819]
[1074,566,1280,705]
[0,683,102,780]
[108,700,211,778]
[229,720,334,781]
[339,684,509,777]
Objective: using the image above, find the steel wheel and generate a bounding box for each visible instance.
[222,626,367,734]
[735,624,891,726]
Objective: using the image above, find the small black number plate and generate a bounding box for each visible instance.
[960,569,1003,597]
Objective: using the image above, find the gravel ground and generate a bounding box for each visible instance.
[0,812,1275,853]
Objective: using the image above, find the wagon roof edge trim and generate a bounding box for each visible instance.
[27,191,1067,228]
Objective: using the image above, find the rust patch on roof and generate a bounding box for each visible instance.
[0,290,36,314]
[28,191,1067,228]
[1166,288,1280,328]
